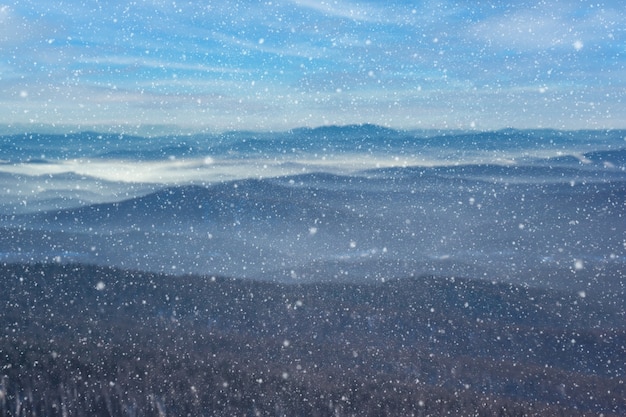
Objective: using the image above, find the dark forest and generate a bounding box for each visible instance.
[1,262,624,416]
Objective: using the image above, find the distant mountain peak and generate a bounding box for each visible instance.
[289,123,401,137]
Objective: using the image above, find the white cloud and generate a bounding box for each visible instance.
[287,0,381,23]
[78,56,247,75]
[471,11,572,50]
[210,31,329,61]
[287,0,461,26]
[470,4,625,51]
[0,5,26,44]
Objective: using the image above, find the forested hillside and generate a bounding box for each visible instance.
[1,263,624,416]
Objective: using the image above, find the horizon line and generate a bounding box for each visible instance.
[1,122,625,138]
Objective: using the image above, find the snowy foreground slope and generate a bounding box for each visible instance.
[1,263,625,416]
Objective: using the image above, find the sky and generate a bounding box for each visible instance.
[0,0,624,133]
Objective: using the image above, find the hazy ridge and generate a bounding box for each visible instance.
[1,127,625,415]
[1,126,625,290]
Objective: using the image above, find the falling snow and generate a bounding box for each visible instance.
[0,0,625,416]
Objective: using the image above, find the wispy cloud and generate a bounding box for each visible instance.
[0,0,623,131]
[287,0,383,23]
[0,5,23,44]
[470,3,625,51]
[210,31,330,61]
[78,56,248,75]
[0,4,50,46]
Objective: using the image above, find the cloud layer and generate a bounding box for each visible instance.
[0,0,624,132]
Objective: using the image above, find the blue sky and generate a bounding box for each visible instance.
[0,0,624,133]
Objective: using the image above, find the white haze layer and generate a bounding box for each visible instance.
[1,128,624,214]
[0,147,588,184]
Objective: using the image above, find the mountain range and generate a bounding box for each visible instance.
[1,126,625,415]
